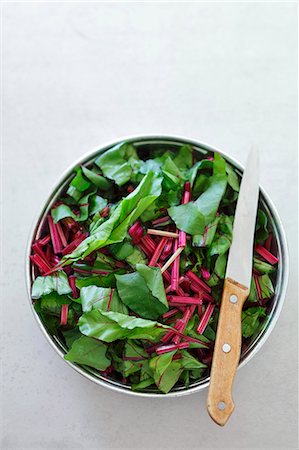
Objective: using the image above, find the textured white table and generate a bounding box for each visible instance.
[2,3,298,449]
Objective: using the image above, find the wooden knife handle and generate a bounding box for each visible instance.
[207,278,249,426]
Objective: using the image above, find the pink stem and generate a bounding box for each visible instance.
[186,270,211,293]
[168,295,204,305]
[201,267,211,280]
[38,235,51,246]
[196,304,215,334]
[162,308,179,319]
[61,232,88,256]
[255,244,278,265]
[171,238,180,291]
[68,275,79,298]
[60,304,69,326]
[156,342,189,355]
[152,216,171,226]
[30,254,52,274]
[189,283,214,302]
[264,234,273,252]
[107,288,114,311]
[48,215,63,254]
[160,239,173,261]
[55,222,68,247]
[149,237,169,267]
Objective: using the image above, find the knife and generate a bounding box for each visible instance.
[207,148,259,426]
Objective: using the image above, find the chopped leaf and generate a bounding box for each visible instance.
[63,171,162,262]
[95,142,140,186]
[116,264,168,320]
[64,335,110,370]
[32,272,72,299]
[242,307,266,338]
[79,309,169,342]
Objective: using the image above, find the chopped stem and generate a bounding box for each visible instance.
[156,342,189,355]
[255,244,278,265]
[38,235,51,246]
[196,304,215,334]
[152,216,171,225]
[147,229,179,238]
[171,238,180,291]
[186,270,211,293]
[162,308,179,319]
[56,222,68,247]
[168,295,204,305]
[68,275,79,298]
[149,237,169,267]
[48,215,63,254]
[60,304,69,326]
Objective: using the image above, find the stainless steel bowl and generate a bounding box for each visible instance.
[26,135,289,397]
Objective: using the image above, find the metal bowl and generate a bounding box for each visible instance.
[26,135,289,397]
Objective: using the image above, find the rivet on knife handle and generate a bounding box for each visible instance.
[207,278,249,426]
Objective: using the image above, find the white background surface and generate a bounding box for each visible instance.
[1,2,298,449]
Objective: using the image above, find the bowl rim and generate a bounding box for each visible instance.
[25,134,289,398]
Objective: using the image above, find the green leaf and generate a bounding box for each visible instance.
[32,272,72,299]
[40,292,72,315]
[110,242,147,267]
[149,352,183,394]
[89,195,107,216]
[79,309,169,342]
[62,171,162,262]
[168,154,227,235]
[255,210,268,243]
[132,378,155,391]
[259,274,274,298]
[64,335,110,370]
[114,341,148,377]
[95,142,140,186]
[188,159,213,187]
[81,166,112,190]
[116,264,168,320]
[192,216,221,247]
[51,204,77,223]
[75,274,116,289]
[226,163,240,192]
[173,144,193,171]
[70,167,91,192]
[80,285,128,314]
[253,258,275,275]
[63,327,81,348]
[242,307,266,338]
[208,215,233,256]
[66,185,82,202]
[80,286,111,312]
[180,351,207,370]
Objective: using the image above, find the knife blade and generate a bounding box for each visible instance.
[207,147,260,426]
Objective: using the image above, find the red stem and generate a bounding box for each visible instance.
[152,216,171,226]
[61,232,88,256]
[171,238,180,291]
[149,237,168,267]
[60,304,69,326]
[196,304,215,334]
[162,308,179,319]
[186,270,211,293]
[168,295,204,305]
[56,222,68,247]
[68,275,79,298]
[48,215,63,254]
[156,342,189,355]
[255,244,278,265]
[264,234,273,252]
